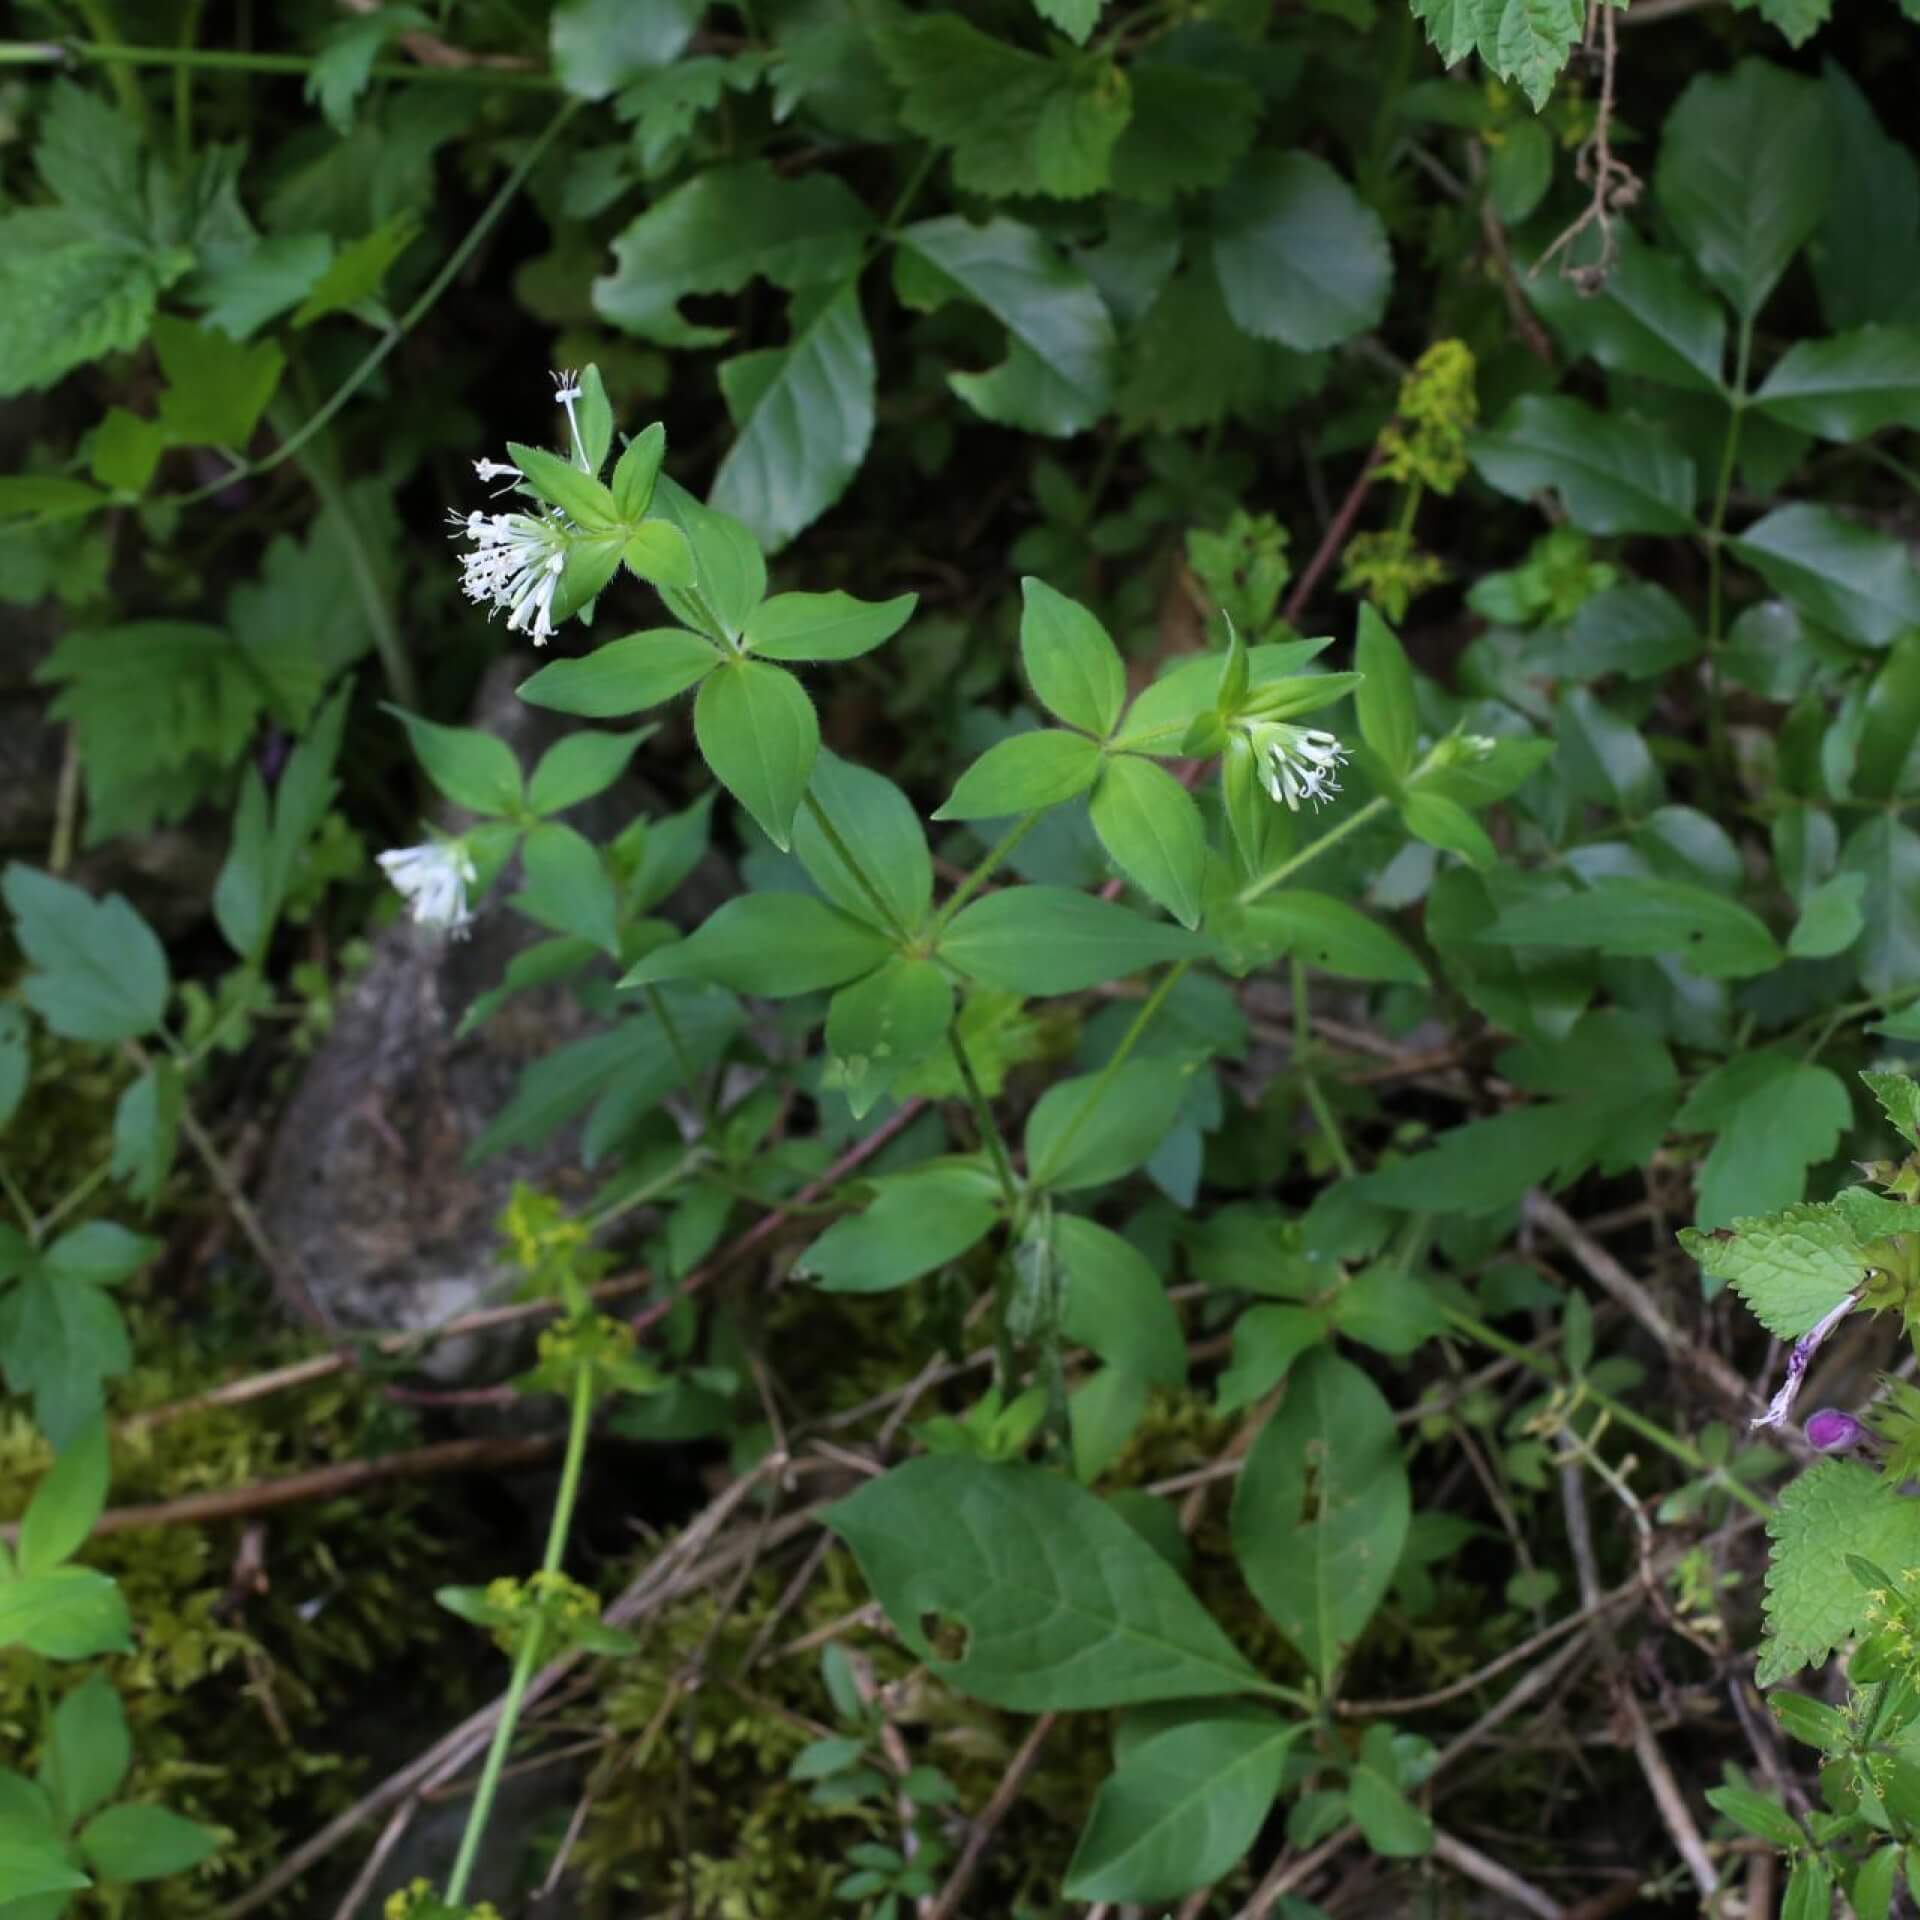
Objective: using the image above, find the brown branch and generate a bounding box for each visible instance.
[4,1432,561,1545]
[1522,1190,1754,1416]
[924,1711,1057,1920]
[127,1100,929,1434]
[1281,446,1384,629]
[1533,2,1640,291]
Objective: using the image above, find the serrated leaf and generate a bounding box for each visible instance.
[1761,1461,1920,1684]
[712,283,875,552]
[875,14,1131,199]
[550,0,701,99]
[827,1456,1264,1708]
[291,212,419,325]
[1678,1200,1870,1337]
[1109,64,1260,204]
[2,866,168,1044]
[1674,1055,1851,1229]
[1863,1069,1920,1147]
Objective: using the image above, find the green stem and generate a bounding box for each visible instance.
[581,1151,703,1235]
[0,1158,37,1243]
[1442,1306,1772,1519]
[644,985,715,1132]
[1030,960,1189,1184]
[33,1159,113,1241]
[273,399,418,708]
[172,0,204,171]
[1703,314,1755,792]
[57,7,145,124]
[948,1032,1023,1222]
[444,1357,596,1907]
[933,810,1043,933]
[1,37,560,85]
[802,792,907,940]
[878,146,938,240]
[1292,957,1355,1178]
[166,95,581,510]
[1236,796,1391,907]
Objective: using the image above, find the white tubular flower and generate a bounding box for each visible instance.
[1244,721,1350,811]
[450,507,570,645]
[378,839,477,937]
[553,369,586,468]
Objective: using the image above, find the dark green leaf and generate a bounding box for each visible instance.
[518,630,721,718]
[1655,59,1830,318]
[1232,1349,1410,1684]
[794,750,932,935]
[594,161,871,347]
[45,1672,129,1823]
[692,658,819,850]
[1212,152,1392,352]
[827,1457,1264,1708]
[1470,395,1696,535]
[941,888,1212,993]
[386,708,523,815]
[1089,756,1208,928]
[1730,504,1920,650]
[795,1167,1000,1293]
[896,217,1117,435]
[1065,1710,1299,1901]
[624,891,889,997]
[712,283,875,552]
[1755,326,1920,440]
[1025,1057,1199,1192]
[79,1805,217,1884]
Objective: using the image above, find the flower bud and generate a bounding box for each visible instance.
[1804,1408,1866,1453]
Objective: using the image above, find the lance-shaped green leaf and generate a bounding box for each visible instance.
[794,751,932,934]
[1483,875,1780,979]
[1469,394,1696,535]
[795,1165,1000,1292]
[623,892,889,998]
[1065,1709,1300,1901]
[1754,326,1920,440]
[519,630,721,718]
[1020,577,1127,735]
[745,589,917,662]
[1089,756,1208,929]
[1731,505,1920,650]
[712,283,876,551]
[693,658,818,849]
[1025,1057,1199,1193]
[1054,1215,1186,1386]
[936,730,1104,819]
[827,1456,1265,1708]
[1231,1349,1410,1684]
[385,708,523,815]
[1353,605,1417,778]
[896,216,1118,435]
[825,957,954,1119]
[1525,229,1725,394]
[1655,59,1830,319]
[940,887,1211,993]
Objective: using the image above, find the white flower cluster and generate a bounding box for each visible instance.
[451,507,570,644]
[1245,720,1350,812]
[377,839,476,937]
[447,372,588,646]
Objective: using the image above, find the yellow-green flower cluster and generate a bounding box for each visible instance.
[383,1879,500,1920]
[1339,529,1450,623]
[481,1569,604,1656]
[1377,340,1479,495]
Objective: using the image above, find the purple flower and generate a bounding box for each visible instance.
[1752,1293,1857,1431]
[1804,1409,1866,1453]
